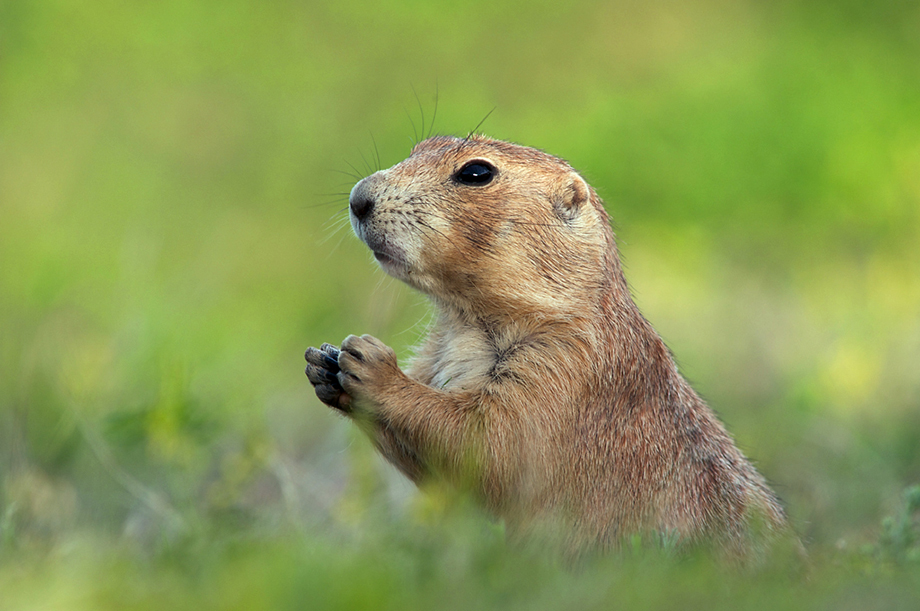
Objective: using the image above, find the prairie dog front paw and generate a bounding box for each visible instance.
[337,334,400,406]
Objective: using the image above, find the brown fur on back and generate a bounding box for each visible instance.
[305,135,791,559]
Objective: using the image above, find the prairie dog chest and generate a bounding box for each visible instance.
[425,325,498,391]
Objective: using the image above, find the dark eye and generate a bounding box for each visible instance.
[455,161,495,185]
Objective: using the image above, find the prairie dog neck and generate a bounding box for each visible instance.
[415,303,598,395]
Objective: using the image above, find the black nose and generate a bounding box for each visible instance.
[350,195,374,221]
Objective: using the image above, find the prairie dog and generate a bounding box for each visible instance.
[305,135,789,557]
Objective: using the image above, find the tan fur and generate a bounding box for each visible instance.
[305,135,792,558]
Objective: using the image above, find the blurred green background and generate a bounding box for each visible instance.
[2,0,919,608]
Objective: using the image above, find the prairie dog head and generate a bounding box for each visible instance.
[348,135,614,316]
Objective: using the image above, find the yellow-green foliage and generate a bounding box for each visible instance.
[1,0,919,608]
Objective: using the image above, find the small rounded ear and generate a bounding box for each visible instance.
[553,174,589,222]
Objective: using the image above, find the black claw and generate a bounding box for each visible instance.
[318,367,339,385]
[322,353,340,373]
[304,363,322,384]
[306,346,341,373]
[304,347,323,366]
[306,363,342,387]
[315,384,348,412]
[306,343,353,412]
[320,344,341,372]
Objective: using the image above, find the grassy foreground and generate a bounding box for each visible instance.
[2,0,919,608]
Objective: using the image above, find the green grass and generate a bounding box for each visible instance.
[2,0,919,608]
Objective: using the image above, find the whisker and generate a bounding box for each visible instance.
[427,82,439,140]
[302,199,348,210]
[410,209,443,220]
[370,132,382,172]
[319,217,354,250]
[404,198,437,207]
[371,265,399,295]
[329,167,363,181]
[413,218,452,242]
[320,212,351,231]
[392,299,435,341]
[344,159,366,181]
[510,221,560,228]
[404,106,419,145]
[358,148,374,176]
[466,107,496,140]
[412,84,426,143]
